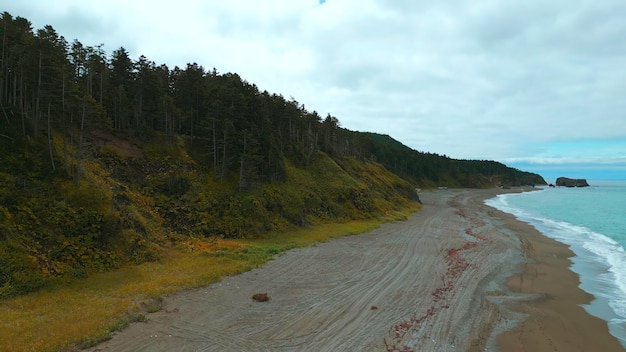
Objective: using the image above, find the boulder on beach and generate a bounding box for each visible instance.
[555,177,589,187]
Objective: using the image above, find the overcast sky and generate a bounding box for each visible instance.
[5,0,626,180]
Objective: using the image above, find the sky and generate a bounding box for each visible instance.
[4,0,626,181]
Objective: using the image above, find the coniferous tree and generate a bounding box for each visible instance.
[109,47,132,130]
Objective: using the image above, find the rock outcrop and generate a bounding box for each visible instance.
[555,177,589,187]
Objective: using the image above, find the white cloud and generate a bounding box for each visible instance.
[505,156,626,165]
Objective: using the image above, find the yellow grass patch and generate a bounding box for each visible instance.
[0,204,419,352]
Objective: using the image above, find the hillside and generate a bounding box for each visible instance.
[0,12,545,298]
[364,133,545,188]
[0,129,420,297]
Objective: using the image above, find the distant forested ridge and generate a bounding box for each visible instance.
[363,133,544,188]
[0,12,545,297]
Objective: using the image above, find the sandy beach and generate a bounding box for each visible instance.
[86,189,623,351]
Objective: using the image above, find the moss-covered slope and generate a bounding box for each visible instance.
[0,129,416,297]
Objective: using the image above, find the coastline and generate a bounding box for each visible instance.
[83,188,623,351]
[491,204,625,351]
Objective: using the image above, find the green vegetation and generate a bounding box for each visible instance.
[0,210,416,352]
[0,10,543,298]
[364,132,544,188]
[0,11,544,351]
[0,128,417,299]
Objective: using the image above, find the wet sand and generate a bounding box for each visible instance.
[496,210,624,351]
[86,189,623,351]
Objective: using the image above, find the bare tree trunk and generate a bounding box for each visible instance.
[189,113,194,148]
[7,72,12,105]
[99,72,103,104]
[212,117,217,175]
[221,127,227,179]
[62,75,69,172]
[163,100,169,139]
[75,103,86,186]
[0,19,6,104]
[47,101,55,171]
[34,51,42,139]
[20,72,25,136]
[138,77,143,129]
[88,73,92,97]
[14,72,19,106]
[0,103,9,124]
[116,87,122,129]
[238,132,246,190]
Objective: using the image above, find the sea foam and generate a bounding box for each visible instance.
[486,188,626,346]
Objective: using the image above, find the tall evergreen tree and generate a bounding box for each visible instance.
[108,47,132,129]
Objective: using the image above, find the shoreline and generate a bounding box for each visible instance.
[490,199,625,351]
[84,188,623,351]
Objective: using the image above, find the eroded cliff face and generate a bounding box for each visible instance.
[555,177,590,187]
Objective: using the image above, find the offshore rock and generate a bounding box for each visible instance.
[555,177,589,187]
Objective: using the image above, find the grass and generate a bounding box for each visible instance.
[0,203,419,352]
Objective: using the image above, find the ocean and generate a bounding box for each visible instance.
[485,180,626,347]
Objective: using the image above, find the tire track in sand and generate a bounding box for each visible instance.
[383,193,494,352]
[87,189,519,352]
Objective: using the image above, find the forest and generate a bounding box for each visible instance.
[0,12,545,298]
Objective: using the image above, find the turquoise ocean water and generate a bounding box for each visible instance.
[485,180,626,347]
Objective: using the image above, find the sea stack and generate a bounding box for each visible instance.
[555,177,590,187]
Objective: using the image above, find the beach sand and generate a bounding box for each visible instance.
[86,189,623,351]
[496,210,624,351]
